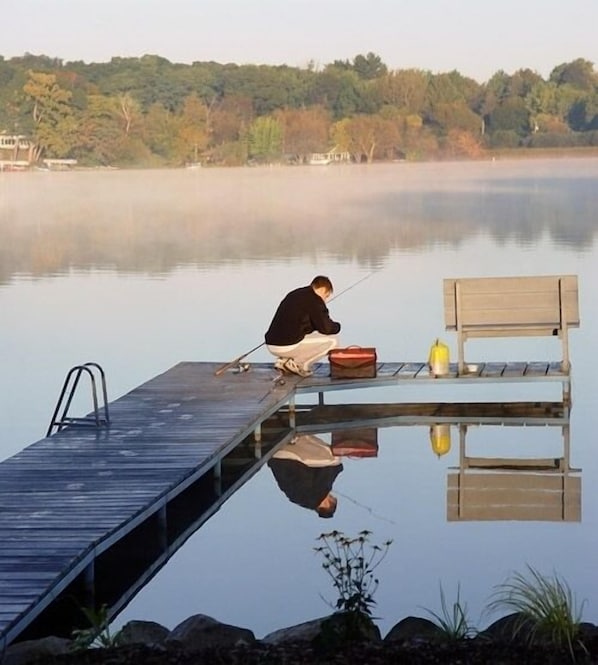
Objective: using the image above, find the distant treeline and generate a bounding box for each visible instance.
[1,52,597,166]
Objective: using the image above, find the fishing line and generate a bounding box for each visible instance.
[334,489,397,526]
[328,266,382,303]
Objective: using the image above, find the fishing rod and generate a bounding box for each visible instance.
[214,267,382,377]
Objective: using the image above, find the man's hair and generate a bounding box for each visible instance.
[311,275,333,293]
[316,495,338,519]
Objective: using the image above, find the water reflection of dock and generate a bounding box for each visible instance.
[293,400,580,523]
[297,402,581,522]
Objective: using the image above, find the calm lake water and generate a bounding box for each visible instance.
[1,158,598,638]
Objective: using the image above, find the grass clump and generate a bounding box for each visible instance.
[487,565,586,655]
[70,604,122,650]
[423,582,476,640]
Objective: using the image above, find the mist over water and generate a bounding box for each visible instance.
[2,158,598,638]
[2,159,598,285]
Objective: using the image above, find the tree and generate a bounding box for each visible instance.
[509,68,544,97]
[178,94,210,162]
[275,106,331,159]
[75,94,123,164]
[352,52,388,80]
[248,116,283,162]
[568,92,598,131]
[376,69,429,114]
[118,93,142,135]
[426,70,480,108]
[143,103,182,162]
[424,71,482,135]
[209,94,253,145]
[550,59,597,91]
[220,64,311,115]
[331,114,398,163]
[23,70,75,160]
[310,68,372,118]
[332,53,388,80]
[443,129,484,158]
[480,70,512,120]
[427,101,482,136]
[525,80,583,127]
[486,96,530,138]
[400,114,439,159]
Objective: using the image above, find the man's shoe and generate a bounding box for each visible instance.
[283,358,313,377]
[274,358,287,371]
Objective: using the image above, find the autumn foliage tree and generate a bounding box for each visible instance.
[23,70,76,160]
[275,106,331,160]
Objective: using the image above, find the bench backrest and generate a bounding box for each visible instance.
[444,275,579,332]
[443,275,579,372]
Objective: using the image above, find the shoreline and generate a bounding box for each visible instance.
[2,146,598,173]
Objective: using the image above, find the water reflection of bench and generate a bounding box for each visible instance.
[447,423,581,522]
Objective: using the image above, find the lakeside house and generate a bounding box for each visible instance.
[307,149,351,165]
[0,133,32,170]
[0,133,77,171]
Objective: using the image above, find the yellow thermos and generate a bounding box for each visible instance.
[429,424,451,457]
[428,338,450,376]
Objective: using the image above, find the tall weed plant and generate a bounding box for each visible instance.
[314,529,392,618]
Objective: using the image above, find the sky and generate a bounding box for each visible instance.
[3,0,598,84]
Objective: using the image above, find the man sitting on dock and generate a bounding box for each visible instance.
[268,434,343,518]
[265,275,341,377]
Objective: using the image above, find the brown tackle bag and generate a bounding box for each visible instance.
[328,346,377,379]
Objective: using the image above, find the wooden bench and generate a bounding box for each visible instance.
[443,275,580,374]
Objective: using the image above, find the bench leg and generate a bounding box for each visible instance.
[563,379,572,410]
[457,332,465,374]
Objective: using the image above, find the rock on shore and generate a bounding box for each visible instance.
[5,612,598,665]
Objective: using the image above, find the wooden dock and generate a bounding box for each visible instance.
[0,358,571,648]
[0,362,300,648]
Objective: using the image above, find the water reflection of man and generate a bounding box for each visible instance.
[268,434,343,518]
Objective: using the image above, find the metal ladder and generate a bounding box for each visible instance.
[46,362,110,437]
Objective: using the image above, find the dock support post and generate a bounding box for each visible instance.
[83,561,95,608]
[157,505,167,551]
[254,423,262,443]
[318,391,324,406]
[288,396,296,428]
[213,460,222,496]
